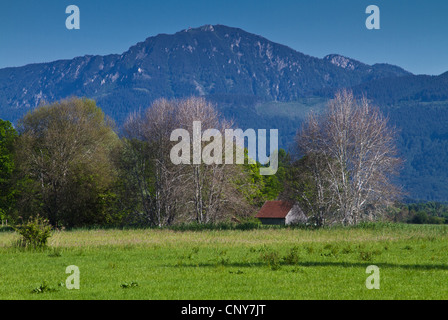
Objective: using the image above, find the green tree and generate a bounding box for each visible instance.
[241,148,290,208]
[0,119,17,220]
[14,98,121,228]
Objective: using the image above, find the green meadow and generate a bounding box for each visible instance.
[1,223,448,300]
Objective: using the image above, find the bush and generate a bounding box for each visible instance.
[409,211,445,225]
[14,215,52,248]
[260,251,281,270]
[282,246,300,265]
[0,225,14,232]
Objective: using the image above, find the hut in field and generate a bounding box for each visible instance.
[255,201,307,226]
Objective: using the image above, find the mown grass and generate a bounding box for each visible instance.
[1,223,448,299]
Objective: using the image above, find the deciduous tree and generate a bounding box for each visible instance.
[14,98,120,227]
[0,119,17,220]
[293,90,401,225]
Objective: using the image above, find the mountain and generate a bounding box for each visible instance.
[1,24,448,201]
[0,24,411,122]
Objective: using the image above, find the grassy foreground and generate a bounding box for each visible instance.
[1,223,448,300]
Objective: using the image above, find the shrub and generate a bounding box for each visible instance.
[0,225,14,232]
[359,249,381,261]
[216,250,229,266]
[282,246,300,265]
[260,251,281,270]
[359,251,373,261]
[14,215,52,248]
[48,248,62,257]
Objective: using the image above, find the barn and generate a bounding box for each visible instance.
[255,201,307,226]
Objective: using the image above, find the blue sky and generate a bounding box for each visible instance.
[1,0,447,75]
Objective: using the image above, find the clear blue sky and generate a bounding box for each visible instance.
[1,0,447,75]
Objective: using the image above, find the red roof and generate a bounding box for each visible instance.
[255,201,293,219]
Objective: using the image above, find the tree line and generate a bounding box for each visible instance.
[0,91,403,228]
[0,97,285,228]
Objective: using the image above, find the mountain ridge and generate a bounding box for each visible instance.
[0,24,412,116]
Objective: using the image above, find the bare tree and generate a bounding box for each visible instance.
[295,90,401,225]
[122,97,251,226]
[282,153,338,226]
[176,97,241,224]
[122,99,186,226]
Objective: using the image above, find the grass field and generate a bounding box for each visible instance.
[1,223,448,300]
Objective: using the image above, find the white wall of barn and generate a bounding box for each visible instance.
[285,205,308,225]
